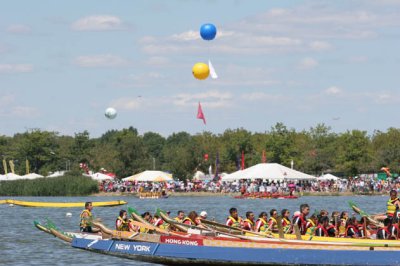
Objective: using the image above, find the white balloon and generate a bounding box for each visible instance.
[105,107,117,119]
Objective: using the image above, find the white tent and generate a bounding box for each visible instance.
[318,173,340,181]
[5,173,22,181]
[91,172,114,181]
[123,170,173,182]
[46,171,67,178]
[22,173,44,180]
[221,163,316,182]
[193,171,205,181]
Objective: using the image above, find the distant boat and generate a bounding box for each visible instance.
[5,199,127,208]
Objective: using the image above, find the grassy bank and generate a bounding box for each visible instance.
[0,172,99,196]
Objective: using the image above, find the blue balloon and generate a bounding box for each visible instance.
[200,23,217,41]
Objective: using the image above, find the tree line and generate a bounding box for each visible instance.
[0,123,399,180]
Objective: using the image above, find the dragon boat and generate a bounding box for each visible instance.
[234,192,298,199]
[35,217,400,266]
[5,199,127,208]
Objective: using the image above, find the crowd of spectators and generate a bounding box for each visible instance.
[98,175,400,195]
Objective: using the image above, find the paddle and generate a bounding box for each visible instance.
[200,217,275,238]
[128,220,187,237]
[276,217,284,239]
[293,224,302,240]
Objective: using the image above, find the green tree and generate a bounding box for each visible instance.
[335,130,372,176]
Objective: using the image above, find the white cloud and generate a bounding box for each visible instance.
[110,97,143,110]
[6,24,32,34]
[170,29,234,41]
[171,30,199,41]
[0,64,33,74]
[140,30,303,56]
[309,41,332,51]
[241,92,284,102]
[325,86,343,95]
[173,90,233,108]
[10,106,40,117]
[0,94,39,118]
[144,56,170,66]
[73,54,129,67]
[71,15,124,31]
[299,57,319,69]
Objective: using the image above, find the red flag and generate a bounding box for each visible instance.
[241,150,245,170]
[262,150,266,163]
[197,102,206,125]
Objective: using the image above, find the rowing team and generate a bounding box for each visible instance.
[79,202,399,241]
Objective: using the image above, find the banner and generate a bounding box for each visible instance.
[2,159,7,174]
[9,160,15,174]
[196,102,206,125]
[26,159,30,175]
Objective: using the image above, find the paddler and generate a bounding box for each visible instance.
[268,209,279,233]
[200,211,208,220]
[281,209,292,233]
[255,212,269,232]
[115,209,129,231]
[226,207,243,228]
[293,204,310,235]
[338,211,349,237]
[242,211,255,231]
[137,212,152,233]
[387,190,400,219]
[305,214,318,235]
[345,217,359,238]
[80,201,96,233]
[183,211,206,228]
[388,217,400,240]
[315,216,336,237]
[174,210,185,223]
[377,218,392,240]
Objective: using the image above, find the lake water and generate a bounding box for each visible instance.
[0,195,390,265]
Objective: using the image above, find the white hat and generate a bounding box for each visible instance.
[200,211,207,217]
[293,211,300,216]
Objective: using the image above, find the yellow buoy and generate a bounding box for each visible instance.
[192,62,209,80]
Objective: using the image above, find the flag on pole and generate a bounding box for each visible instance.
[208,59,218,79]
[262,150,266,163]
[197,102,206,125]
[2,159,7,174]
[9,160,15,174]
[26,159,30,175]
[241,150,245,170]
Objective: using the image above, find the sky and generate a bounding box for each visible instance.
[1,0,399,138]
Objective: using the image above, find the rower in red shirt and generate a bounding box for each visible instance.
[255,212,268,232]
[226,207,243,228]
[242,211,255,231]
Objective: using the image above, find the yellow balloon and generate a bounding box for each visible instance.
[192,62,210,80]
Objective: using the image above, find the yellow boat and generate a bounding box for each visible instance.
[5,199,127,208]
[0,200,6,204]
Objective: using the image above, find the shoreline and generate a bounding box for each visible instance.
[90,191,388,197]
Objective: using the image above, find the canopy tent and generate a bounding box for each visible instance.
[91,172,114,181]
[46,171,67,178]
[22,173,44,180]
[123,170,173,182]
[193,171,205,181]
[4,173,22,181]
[221,163,316,182]
[318,173,341,181]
